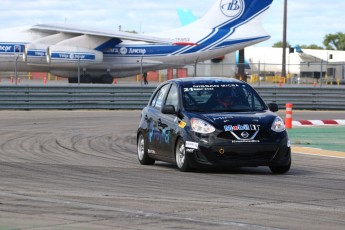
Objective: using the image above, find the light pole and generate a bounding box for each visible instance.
[77,55,81,86]
[15,54,19,85]
[282,0,288,78]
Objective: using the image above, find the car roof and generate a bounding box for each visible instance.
[167,77,244,86]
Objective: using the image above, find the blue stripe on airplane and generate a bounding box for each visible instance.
[102,36,267,58]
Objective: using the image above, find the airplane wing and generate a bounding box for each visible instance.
[31,24,172,44]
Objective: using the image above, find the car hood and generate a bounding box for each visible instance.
[187,111,277,130]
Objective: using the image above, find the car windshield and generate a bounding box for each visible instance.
[182,83,267,113]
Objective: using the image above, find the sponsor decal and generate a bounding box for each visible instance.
[186,141,199,149]
[106,47,147,55]
[0,45,12,52]
[178,121,187,129]
[27,50,46,57]
[0,44,23,53]
[220,0,245,18]
[186,149,194,153]
[224,124,260,132]
[174,37,191,42]
[231,140,260,143]
[51,52,95,61]
[148,149,156,154]
[148,120,171,145]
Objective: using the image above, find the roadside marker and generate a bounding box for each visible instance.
[285,103,293,129]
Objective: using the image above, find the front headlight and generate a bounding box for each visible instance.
[271,117,286,132]
[190,118,215,134]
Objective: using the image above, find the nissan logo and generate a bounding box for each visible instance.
[241,131,250,139]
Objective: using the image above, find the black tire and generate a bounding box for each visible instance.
[137,133,155,165]
[81,74,92,83]
[269,158,291,174]
[175,138,192,172]
[68,77,78,83]
[101,74,114,84]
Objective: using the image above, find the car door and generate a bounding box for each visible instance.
[157,83,180,160]
[145,83,171,159]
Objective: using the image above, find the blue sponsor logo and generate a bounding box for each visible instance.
[0,44,24,53]
[220,0,245,18]
[51,52,96,61]
[27,50,46,57]
[105,47,147,55]
[149,120,171,145]
[224,124,259,132]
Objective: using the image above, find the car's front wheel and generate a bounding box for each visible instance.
[137,133,155,165]
[175,138,192,172]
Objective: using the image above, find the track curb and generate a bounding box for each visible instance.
[292,146,345,159]
[292,120,345,126]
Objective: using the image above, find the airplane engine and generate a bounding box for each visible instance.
[46,45,103,65]
[23,44,48,64]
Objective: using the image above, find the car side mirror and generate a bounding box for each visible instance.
[268,103,279,112]
[161,105,176,115]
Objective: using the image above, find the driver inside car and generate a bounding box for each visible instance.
[212,88,237,110]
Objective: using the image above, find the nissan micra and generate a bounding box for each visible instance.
[137,77,291,173]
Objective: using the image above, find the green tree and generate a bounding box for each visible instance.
[299,44,324,50]
[323,32,345,50]
[272,41,291,48]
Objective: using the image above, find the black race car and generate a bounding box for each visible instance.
[137,77,291,173]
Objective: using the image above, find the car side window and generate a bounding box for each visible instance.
[151,84,170,109]
[241,86,266,111]
[164,84,179,110]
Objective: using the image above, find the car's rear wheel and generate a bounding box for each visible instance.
[269,158,291,174]
[175,138,192,172]
[137,133,155,165]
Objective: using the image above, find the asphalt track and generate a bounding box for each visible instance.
[0,110,345,230]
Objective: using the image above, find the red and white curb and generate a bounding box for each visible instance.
[292,120,345,126]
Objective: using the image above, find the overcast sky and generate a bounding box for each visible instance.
[1,0,344,47]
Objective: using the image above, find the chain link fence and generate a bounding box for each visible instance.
[1,59,345,86]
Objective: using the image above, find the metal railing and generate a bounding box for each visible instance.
[0,85,344,110]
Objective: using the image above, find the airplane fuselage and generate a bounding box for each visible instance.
[0,0,273,83]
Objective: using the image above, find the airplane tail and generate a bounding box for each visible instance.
[192,0,273,31]
[154,0,274,51]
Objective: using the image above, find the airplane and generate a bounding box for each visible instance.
[0,0,273,84]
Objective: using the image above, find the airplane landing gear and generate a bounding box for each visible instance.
[68,73,113,84]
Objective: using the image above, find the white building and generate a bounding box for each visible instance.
[244,47,345,83]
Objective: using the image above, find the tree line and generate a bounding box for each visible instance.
[273,32,345,50]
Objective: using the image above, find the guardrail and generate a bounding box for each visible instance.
[0,85,154,110]
[0,85,344,110]
[255,87,345,110]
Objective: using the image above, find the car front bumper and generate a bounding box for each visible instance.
[185,138,291,168]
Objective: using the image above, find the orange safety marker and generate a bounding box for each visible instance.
[279,80,283,87]
[113,79,117,84]
[10,77,14,84]
[285,103,293,129]
[43,76,47,85]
